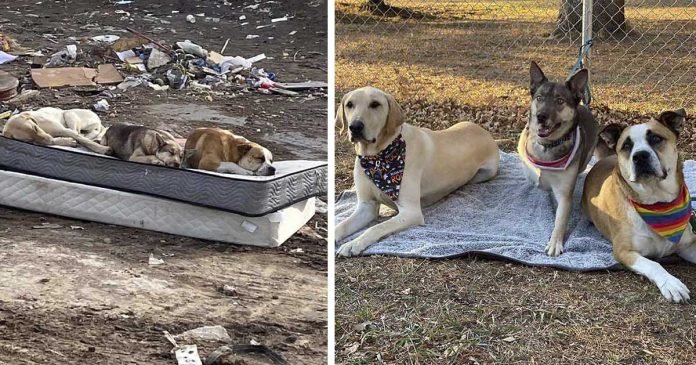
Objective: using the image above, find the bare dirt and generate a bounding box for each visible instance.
[0,0,327,364]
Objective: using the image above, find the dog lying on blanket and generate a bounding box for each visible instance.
[335,86,500,257]
[583,109,695,303]
[518,61,598,257]
[102,124,183,167]
[2,107,110,154]
[183,127,276,176]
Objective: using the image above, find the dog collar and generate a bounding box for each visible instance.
[630,185,692,244]
[358,134,406,202]
[537,126,576,149]
[522,126,580,171]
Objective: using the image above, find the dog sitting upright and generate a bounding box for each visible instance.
[183,127,275,176]
[518,61,599,256]
[335,86,500,257]
[3,107,110,154]
[583,110,694,303]
[102,124,183,167]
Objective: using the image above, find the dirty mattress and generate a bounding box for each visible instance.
[0,136,327,217]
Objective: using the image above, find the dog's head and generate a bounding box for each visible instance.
[336,86,403,148]
[528,61,588,141]
[3,113,53,144]
[153,133,184,168]
[236,141,275,176]
[600,109,685,184]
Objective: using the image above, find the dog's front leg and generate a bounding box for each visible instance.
[217,162,253,175]
[335,200,380,242]
[49,137,79,147]
[616,249,690,303]
[129,154,165,165]
[546,184,574,256]
[336,207,424,257]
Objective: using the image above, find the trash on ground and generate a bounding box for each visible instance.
[246,34,260,40]
[32,223,63,229]
[44,45,77,68]
[93,99,109,112]
[31,64,123,88]
[0,70,19,101]
[186,15,196,23]
[204,344,289,365]
[176,40,207,58]
[0,33,19,52]
[146,48,171,70]
[5,89,40,105]
[174,325,232,343]
[148,253,165,265]
[0,51,18,64]
[91,35,120,44]
[271,16,288,22]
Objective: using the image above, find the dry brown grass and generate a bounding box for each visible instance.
[336,1,696,364]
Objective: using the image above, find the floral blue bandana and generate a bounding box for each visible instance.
[358,134,406,201]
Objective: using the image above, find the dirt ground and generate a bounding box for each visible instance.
[0,0,327,364]
[336,2,696,364]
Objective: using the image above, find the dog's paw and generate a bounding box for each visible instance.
[151,159,166,166]
[658,274,691,303]
[336,241,366,257]
[545,238,564,257]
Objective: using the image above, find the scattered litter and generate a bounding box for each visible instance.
[147,82,169,91]
[176,40,207,58]
[217,284,237,296]
[205,344,289,365]
[271,16,288,23]
[186,14,196,23]
[246,4,259,9]
[146,48,171,70]
[289,31,297,35]
[44,45,77,68]
[5,90,40,105]
[70,225,84,230]
[174,325,232,343]
[175,345,202,365]
[250,339,261,346]
[91,35,120,43]
[0,51,17,64]
[32,223,63,229]
[246,35,260,40]
[290,248,304,253]
[166,69,188,90]
[239,15,246,20]
[113,0,133,4]
[0,71,19,101]
[276,81,329,90]
[32,64,123,88]
[93,99,109,112]
[148,253,165,266]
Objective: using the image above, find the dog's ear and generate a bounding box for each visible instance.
[530,61,547,96]
[599,123,626,151]
[155,133,168,148]
[237,143,253,157]
[657,108,686,137]
[335,93,348,136]
[383,92,404,137]
[566,69,589,103]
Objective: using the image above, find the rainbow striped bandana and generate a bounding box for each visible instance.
[630,185,693,244]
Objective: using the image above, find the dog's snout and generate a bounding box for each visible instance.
[349,121,364,134]
[268,166,276,175]
[536,113,549,125]
[633,150,650,165]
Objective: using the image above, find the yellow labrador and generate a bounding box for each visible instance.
[335,86,500,256]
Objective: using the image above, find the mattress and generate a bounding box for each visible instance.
[0,135,327,217]
[0,169,315,247]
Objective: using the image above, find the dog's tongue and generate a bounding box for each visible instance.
[538,128,552,137]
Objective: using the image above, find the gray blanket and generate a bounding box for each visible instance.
[335,152,696,271]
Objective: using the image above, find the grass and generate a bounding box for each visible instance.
[335,1,696,364]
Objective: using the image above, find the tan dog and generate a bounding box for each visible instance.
[518,62,598,256]
[335,86,500,257]
[183,128,275,176]
[102,124,183,167]
[582,109,694,303]
[2,107,110,154]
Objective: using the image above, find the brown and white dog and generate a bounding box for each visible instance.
[102,124,183,167]
[335,86,500,257]
[518,61,598,256]
[2,107,110,154]
[583,109,694,303]
[183,127,275,176]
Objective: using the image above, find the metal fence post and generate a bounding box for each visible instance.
[582,0,593,83]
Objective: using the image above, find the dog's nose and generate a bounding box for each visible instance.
[633,150,650,164]
[349,121,364,134]
[536,113,549,125]
[268,166,276,175]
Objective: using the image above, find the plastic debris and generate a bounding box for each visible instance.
[176,40,207,58]
[146,48,171,70]
[166,69,188,90]
[93,99,109,112]
[245,35,260,40]
[175,345,202,365]
[186,14,196,23]
[91,35,120,43]
[44,45,77,68]
[148,253,164,266]
[0,51,17,64]
[271,16,288,23]
[174,326,232,342]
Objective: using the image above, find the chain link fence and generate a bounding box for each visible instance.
[336,0,695,112]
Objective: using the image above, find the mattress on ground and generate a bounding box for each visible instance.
[0,135,327,217]
[0,169,315,247]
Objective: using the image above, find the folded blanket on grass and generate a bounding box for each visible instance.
[335,152,696,271]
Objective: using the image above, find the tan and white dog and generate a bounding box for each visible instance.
[183,128,275,176]
[518,61,598,256]
[335,86,500,257]
[2,107,110,154]
[582,109,694,303]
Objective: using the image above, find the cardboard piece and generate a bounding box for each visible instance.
[31,65,123,88]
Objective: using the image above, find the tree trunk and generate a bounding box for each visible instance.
[553,0,629,40]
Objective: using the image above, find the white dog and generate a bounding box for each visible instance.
[3,107,109,154]
[335,86,500,257]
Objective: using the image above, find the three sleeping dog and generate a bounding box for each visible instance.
[338,63,694,303]
[2,108,275,176]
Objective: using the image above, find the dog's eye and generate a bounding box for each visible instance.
[648,133,663,146]
[369,101,380,108]
[556,98,564,105]
[345,101,353,109]
[621,139,633,151]
[535,95,543,101]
